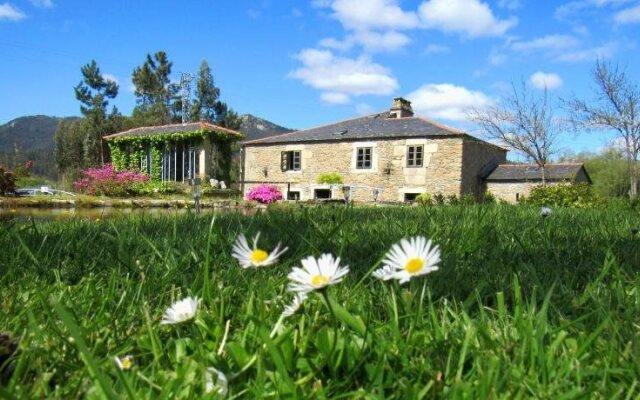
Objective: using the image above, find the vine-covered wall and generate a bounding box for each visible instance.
[106,129,239,182]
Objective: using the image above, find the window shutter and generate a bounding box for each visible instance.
[281,151,288,171]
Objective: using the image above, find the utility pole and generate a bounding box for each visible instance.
[179,72,194,124]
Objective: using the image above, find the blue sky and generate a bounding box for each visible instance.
[1,0,640,156]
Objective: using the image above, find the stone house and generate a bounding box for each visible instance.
[105,122,242,182]
[483,163,592,203]
[241,98,509,202]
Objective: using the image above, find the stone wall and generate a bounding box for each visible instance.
[243,137,468,202]
[461,138,507,199]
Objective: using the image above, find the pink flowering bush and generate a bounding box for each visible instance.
[74,164,149,197]
[246,184,283,204]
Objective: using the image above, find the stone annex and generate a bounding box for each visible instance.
[241,98,591,203]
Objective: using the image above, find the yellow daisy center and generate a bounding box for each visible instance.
[121,358,133,370]
[251,249,269,264]
[405,258,424,274]
[311,274,329,286]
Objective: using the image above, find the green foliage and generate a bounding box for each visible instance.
[433,192,446,205]
[127,180,184,196]
[1,207,640,398]
[316,173,344,184]
[482,191,497,204]
[416,192,432,205]
[191,60,242,130]
[561,149,631,198]
[0,165,16,195]
[131,51,177,124]
[522,183,605,208]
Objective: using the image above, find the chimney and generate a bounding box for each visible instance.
[389,97,414,118]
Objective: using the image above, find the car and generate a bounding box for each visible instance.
[15,186,76,197]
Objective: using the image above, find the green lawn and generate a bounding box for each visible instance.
[1,205,639,398]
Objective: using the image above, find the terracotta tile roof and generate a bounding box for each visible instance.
[485,163,590,182]
[243,112,465,145]
[104,122,242,140]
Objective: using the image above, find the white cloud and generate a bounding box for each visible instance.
[510,34,617,62]
[614,4,640,24]
[556,42,617,62]
[356,103,374,114]
[0,3,25,21]
[320,30,411,52]
[425,44,450,54]
[289,49,399,102]
[321,92,351,104]
[407,83,492,121]
[529,72,563,90]
[328,0,420,31]
[510,34,579,52]
[488,50,507,66]
[418,0,517,37]
[498,0,522,10]
[29,0,53,8]
[555,0,634,21]
[102,74,119,85]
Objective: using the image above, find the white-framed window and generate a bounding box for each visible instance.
[281,150,301,171]
[356,147,373,169]
[406,145,424,167]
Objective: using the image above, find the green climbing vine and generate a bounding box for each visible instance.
[107,128,239,181]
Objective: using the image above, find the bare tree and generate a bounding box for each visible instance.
[470,81,560,184]
[564,60,640,198]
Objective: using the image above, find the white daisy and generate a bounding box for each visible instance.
[288,253,350,293]
[232,232,288,268]
[282,292,308,318]
[205,366,229,397]
[160,296,200,325]
[375,236,440,284]
[114,355,133,370]
[372,265,396,281]
[540,206,552,217]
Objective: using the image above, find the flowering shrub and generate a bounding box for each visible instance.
[246,184,283,204]
[0,165,16,196]
[73,164,149,197]
[13,160,33,179]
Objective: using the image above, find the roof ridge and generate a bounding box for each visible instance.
[243,111,388,145]
[500,162,584,167]
[413,116,465,135]
[243,112,466,145]
[104,121,241,139]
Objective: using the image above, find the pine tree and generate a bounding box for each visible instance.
[131,51,177,125]
[191,60,241,129]
[74,60,119,165]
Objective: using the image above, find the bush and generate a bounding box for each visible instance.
[482,191,497,204]
[522,183,605,208]
[12,160,33,180]
[0,165,16,196]
[246,184,283,204]
[317,173,343,184]
[433,193,446,205]
[73,164,149,197]
[128,181,184,196]
[460,194,476,205]
[416,193,433,206]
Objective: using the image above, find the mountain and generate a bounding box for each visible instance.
[240,114,294,141]
[0,115,79,179]
[0,115,78,152]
